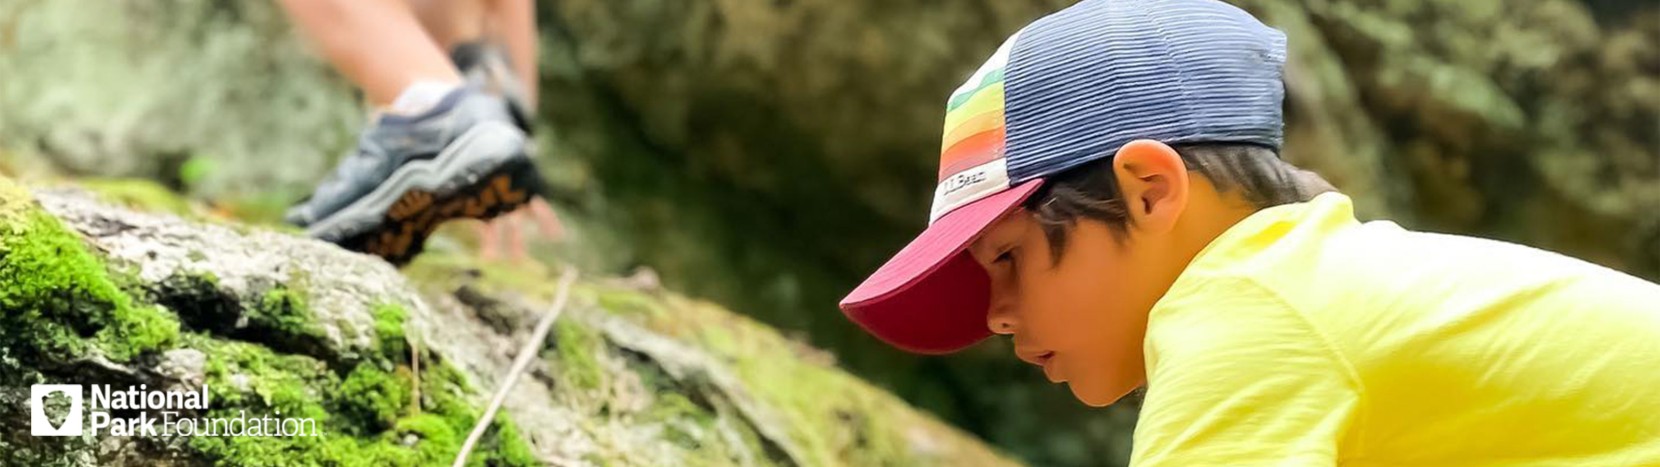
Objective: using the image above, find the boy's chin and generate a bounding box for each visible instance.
[1067,378,1131,407]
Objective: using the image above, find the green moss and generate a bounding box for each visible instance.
[594,287,668,317]
[79,178,196,217]
[178,157,215,191]
[697,325,737,354]
[95,304,182,361]
[601,333,773,465]
[610,297,1001,465]
[250,287,321,339]
[406,362,539,467]
[219,194,308,231]
[646,393,715,449]
[644,386,772,465]
[371,303,409,364]
[390,413,462,460]
[338,365,412,432]
[75,178,299,233]
[406,246,1013,464]
[186,308,538,466]
[402,254,566,302]
[553,320,604,390]
[0,209,126,328]
[492,417,540,466]
[0,185,179,364]
[706,321,922,466]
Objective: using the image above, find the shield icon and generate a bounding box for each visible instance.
[30,384,84,436]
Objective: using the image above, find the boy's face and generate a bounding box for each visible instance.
[967,203,1168,407]
[958,140,1208,406]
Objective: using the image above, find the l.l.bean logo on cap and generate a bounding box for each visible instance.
[929,157,1012,224]
[940,170,989,198]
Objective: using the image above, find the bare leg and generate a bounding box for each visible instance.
[409,0,488,49]
[278,0,461,107]
[485,0,540,107]
[409,0,537,106]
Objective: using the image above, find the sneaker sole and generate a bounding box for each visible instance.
[305,121,545,264]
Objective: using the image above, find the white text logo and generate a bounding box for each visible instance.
[27,383,319,438]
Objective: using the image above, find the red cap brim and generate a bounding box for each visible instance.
[839,180,1043,354]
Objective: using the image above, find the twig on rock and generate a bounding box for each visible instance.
[452,266,578,467]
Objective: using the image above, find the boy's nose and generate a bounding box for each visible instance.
[986,305,1018,335]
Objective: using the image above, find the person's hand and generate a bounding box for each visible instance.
[476,197,562,262]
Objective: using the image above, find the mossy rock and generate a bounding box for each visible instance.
[0,179,534,465]
[1,176,1014,465]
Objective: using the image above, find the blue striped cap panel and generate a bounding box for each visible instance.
[1002,0,1288,183]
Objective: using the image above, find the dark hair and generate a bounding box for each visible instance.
[1022,143,1336,261]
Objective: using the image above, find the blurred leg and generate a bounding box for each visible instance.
[278,0,461,107]
[484,0,557,257]
[409,0,488,49]
[408,0,536,105]
[483,0,539,107]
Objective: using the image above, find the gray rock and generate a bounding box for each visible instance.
[155,349,207,388]
[35,187,409,364]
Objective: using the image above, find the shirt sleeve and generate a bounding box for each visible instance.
[1131,276,1364,466]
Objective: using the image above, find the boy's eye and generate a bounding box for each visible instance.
[995,247,1017,265]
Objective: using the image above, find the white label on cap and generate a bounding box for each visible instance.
[929,158,1011,225]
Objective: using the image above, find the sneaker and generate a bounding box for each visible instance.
[285,87,547,264]
[450,41,534,134]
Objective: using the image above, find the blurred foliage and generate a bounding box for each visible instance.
[0,0,360,199]
[1,0,1655,465]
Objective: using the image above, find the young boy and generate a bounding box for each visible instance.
[839,0,1660,464]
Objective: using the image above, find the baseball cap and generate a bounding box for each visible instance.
[839,0,1289,354]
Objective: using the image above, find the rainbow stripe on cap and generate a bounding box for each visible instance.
[930,33,1021,224]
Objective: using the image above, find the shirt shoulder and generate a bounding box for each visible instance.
[1138,274,1369,464]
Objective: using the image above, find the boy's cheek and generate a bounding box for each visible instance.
[1023,273,1121,348]
[1032,281,1150,405]
[1020,292,1092,347]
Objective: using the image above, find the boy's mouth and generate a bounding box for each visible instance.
[1038,353,1065,383]
[1014,347,1055,366]
[1016,347,1060,381]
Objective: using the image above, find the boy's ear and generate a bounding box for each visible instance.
[1111,139,1189,235]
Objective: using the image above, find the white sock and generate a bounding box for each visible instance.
[385,80,461,116]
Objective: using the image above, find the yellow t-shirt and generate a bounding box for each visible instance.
[1132,192,1660,466]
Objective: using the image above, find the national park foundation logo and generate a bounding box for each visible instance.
[28,383,319,437]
